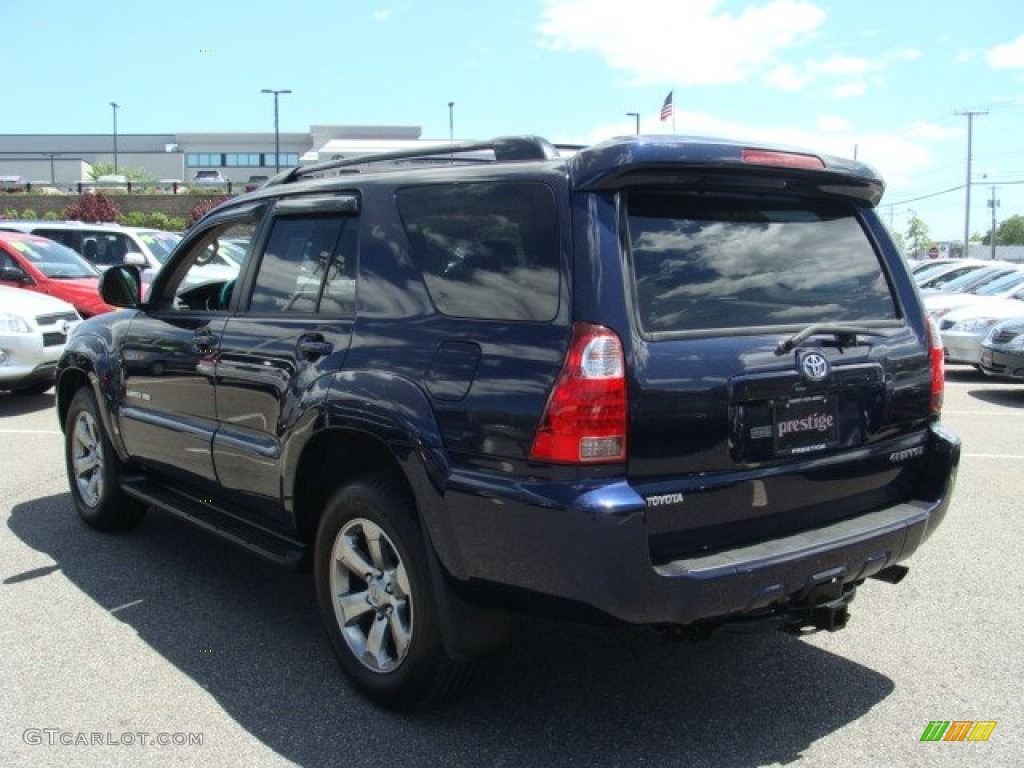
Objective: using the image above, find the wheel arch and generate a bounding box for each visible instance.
[55,339,130,462]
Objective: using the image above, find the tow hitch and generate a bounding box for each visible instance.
[782,580,857,634]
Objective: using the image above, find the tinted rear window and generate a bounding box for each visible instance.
[627,192,897,334]
[397,182,559,321]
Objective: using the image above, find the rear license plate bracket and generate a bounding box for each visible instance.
[773,394,838,456]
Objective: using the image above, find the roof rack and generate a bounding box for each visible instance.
[269,135,560,186]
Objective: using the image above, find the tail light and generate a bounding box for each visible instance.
[926,315,945,414]
[529,323,627,463]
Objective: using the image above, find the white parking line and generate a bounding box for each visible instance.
[0,429,61,435]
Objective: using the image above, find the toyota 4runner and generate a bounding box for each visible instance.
[56,134,960,708]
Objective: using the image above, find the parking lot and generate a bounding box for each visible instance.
[1,367,1020,768]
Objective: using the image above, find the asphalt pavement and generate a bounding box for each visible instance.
[1,367,1021,767]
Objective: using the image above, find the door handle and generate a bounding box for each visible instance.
[297,334,333,361]
[193,331,218,354]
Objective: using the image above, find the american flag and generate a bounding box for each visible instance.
[660,91,674,121]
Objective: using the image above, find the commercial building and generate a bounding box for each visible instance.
[0,125,431,188]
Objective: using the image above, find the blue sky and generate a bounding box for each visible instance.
[5,0,1024,242]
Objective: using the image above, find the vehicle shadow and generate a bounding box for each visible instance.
[943,366,982,384]
[0,390,56,416]
[7,494,894,768]
[967,386,1024,407]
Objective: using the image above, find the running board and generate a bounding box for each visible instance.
[120,476,307,567]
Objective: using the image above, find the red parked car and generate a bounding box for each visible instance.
[0,232,112,317]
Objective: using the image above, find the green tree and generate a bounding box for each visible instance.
[86,163,155,183]
[984,214,1024,246]
[905,215,932,257]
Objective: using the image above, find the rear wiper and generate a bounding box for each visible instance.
[774,323,887,356]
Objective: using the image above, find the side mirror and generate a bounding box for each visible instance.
[0,266,30,284]
[124,251,147,267]
[99,265,142,308]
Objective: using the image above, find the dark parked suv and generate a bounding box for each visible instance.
[56,134,960,708]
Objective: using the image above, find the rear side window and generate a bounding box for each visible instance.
[627,192,897,334]
[397,182,559,321]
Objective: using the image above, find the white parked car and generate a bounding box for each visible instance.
[926,267,1024,319]
[937,291,1024,366]
[0,285,81,394]
[0,221,181,281]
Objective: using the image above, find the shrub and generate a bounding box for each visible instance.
[121,211,149,227]
[119,210,185,231]
[65,192,121,223]
[42,210,61,221]
[187,195,230,228]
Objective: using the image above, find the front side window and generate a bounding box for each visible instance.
[397,182,559,321]
[627,192,897,335]
[168,216,260,311]
[248,216,353,315]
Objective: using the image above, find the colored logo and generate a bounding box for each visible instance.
[920,720,997,742]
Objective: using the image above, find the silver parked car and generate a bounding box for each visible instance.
[938,290,1024,366]
[0,285,81,394]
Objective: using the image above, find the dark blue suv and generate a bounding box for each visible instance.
[56,135,960,708]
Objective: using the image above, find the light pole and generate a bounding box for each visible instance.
[45,153,59,184]
[626,112,640,135]
[448,101,455,144]
[109,102,119,173]
[261,88,291,172]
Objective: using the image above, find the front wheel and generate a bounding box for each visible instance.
[65,387,146,531]
[314,474,470,709]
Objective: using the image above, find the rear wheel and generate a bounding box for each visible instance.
[314,474,470,709]
[65,387,146,531]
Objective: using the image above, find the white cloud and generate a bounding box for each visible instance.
[371,7,397,22]
[988,34,1024,69]
[811,55,874,76]
[537,0,826,87]
[816,114,851,132]
[827,82,866,99]
[763,64,809,91]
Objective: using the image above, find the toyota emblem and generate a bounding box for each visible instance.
[801,352,830,382]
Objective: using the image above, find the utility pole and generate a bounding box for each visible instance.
[956,109,987,257]
[626,112,640,135]
[988,186,1000,261]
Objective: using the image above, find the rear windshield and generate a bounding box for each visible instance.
[627,192,898,334]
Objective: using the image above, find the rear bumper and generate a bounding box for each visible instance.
[434,423,960,626]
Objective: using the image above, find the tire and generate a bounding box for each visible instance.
[314,474,470,709]
[64,387,146,531]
